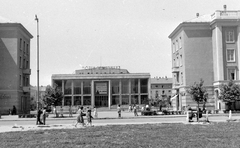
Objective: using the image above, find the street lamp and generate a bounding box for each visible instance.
[35,15,40,125]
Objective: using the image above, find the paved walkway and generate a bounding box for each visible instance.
[0,111,237,133]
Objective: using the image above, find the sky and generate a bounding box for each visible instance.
[0,0,240,86]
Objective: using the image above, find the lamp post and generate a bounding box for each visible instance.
[35,15,39,125]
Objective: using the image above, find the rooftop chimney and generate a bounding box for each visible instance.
[224,5,227,11]
[196,13,199,17]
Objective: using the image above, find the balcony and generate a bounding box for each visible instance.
[23,69,31,75]
[172,83,180,89]
[172,66,179,73]
[211,11,240,20]
[23,86,30,92]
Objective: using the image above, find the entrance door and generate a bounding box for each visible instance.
[95,95,108,107]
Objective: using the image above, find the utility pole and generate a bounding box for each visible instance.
[35,15,40,125]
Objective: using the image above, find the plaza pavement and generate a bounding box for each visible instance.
[0,111,238,133]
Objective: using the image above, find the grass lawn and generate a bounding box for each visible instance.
[1,122,240,148]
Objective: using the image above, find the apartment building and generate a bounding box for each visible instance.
[168,6,240,111]
[0,16,33,114]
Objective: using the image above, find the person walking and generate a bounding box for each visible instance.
[117,104,121,118]
[42,107,47,125]
[74,106,86,127]
[133,105,138,116]
[12,105,17,115]
[60,106,64,117]
[86,108,94,126]
[36,108,43,125]
[69,105,72,117]
[93,106,98,118]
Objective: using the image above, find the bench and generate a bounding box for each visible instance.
[141,111,157,116]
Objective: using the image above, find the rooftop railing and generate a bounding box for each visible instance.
[211,10,240,20]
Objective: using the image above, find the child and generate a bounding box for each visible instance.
[117,104,121,118]
[93,106,98,118]
[86,108,94,126]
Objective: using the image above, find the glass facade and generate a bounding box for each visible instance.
[111,80,119,94]
[74,96,81,105]
[64,80,72,95]
[83,80,91,94]
[122,95,129,105]
[64,96,72,106]
[74,80,81,94]
[131,95,139,104]
[122,79,129,94]
[112,95,120,105]
[140,79,148,93]
[131,79,138,94]
[83,96,91,105]
[53,77,149,106]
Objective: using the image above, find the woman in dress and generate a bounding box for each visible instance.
[74,106,85,127]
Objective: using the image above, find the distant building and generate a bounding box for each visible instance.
[150,77,172,107]
[168,6,240,111]
[0,16,33,115]
[52,66,150,109]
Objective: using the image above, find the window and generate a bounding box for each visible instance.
[122,79,129,94]
[26,61,29,69]
[172,42,175,53]
[176,40,179,51]
[228,69,236,80]
[180,55,182,66]
[64,96,72,106]
[122,95,129,105]
[19,56,22,68]
[112,80,120,94]
[74,96,81,105]
[226,49,235,62]
[140,79,148,93]
[226,30,235,43]
[73,80,81,94]
[27,44,29,54]
[131,79,138,94]
[19,75,22,86]
[64,80,72,95]
[23,41,25,54]
[20,38,22,50]
[176,57,179,67]
[23,59,25,69]
[181,72,183,84]
[179,37,182,49]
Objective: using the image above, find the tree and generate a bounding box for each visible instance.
[43,83,63,109]
[218,80,240,110]
[187,79,208,122]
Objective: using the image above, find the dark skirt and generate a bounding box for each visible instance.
[77,115,84,123]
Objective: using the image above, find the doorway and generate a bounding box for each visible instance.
[95,95,108,107]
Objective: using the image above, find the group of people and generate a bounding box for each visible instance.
[128,104,139,116]
[9,105,17,115]
[36,107,47,125]
[74,106,98,127]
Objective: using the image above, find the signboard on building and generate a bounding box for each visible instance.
[95,82,108,95]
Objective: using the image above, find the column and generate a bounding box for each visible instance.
[138,79,141,104]
[119,80,122,105]
[81,81,83,106]
[238,25,240,79]
[71,80,74,106]
[108,80,111,109]
[215,25,224,80]
[62,80,64,106]
[129,79,131,105]
[91,80,94,107]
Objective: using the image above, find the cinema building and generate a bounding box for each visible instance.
[51,67,150,109]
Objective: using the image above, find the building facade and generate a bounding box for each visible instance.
[52,67,150,109]
[0,16,33,114]
[150,77,172,107]
[168,6,240,111]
